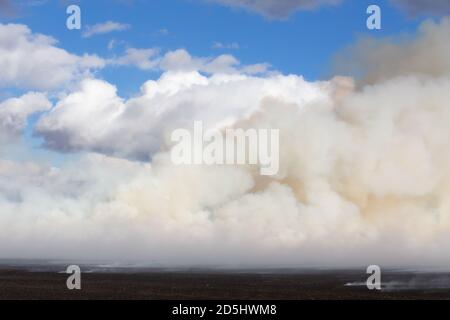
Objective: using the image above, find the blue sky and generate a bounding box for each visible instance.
[2,0,426,96]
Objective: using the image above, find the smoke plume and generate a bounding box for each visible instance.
[1,18,450,268]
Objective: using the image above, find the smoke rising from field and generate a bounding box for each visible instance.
[1,18,450,268]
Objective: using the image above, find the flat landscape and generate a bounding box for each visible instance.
[1,262,450,299]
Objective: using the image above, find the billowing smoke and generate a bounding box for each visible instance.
[333,17,450,85]
[1,18,450,268]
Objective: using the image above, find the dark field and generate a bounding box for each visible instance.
[1,262,450,299]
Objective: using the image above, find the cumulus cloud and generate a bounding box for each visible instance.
[82,21,131,38]
[35,71,319,159]
[159,49,269,74]
[207,0,342,19]
[392,0,450,16]
[333,18,450,85]
[110,47,270,74]
[109,47,160,70]
[0,23,105,90]
[0,92,51,139]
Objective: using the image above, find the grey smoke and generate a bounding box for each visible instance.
[391,0,450,16]
[206,0,341,19]
[206,0,450,19]
[332,17,450,85]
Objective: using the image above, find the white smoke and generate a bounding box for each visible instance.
[1,18,450,268]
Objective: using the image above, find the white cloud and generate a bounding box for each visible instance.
[109,47,160,70]
[107,39,117,50]
[159,49,239,73]
[110,48,270,74]
[107,38,127,51]
[0,23,105,90]
[212,41,240,50]
[0,92,51,138]
[82,21,130,38]
[35,71,320,159]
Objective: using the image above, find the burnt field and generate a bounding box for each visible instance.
[0,264,450,299]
